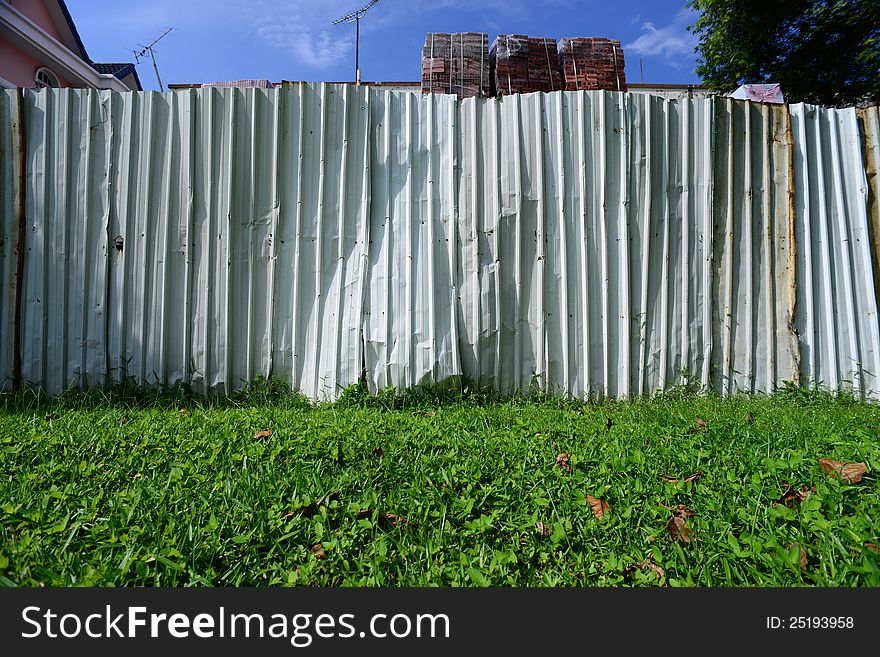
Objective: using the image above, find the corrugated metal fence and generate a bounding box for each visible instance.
[2,85,878,399]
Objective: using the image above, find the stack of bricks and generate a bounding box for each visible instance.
[421,32,489,99]
[557,37,627,92]
[490,35,564,96]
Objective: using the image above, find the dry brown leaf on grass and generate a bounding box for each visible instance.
[179,408,189,416]
[660,503,695,518]
[790,543,808,570]
[254,429,273,440]
[383,512,413,527]
[623,557,665,582]
[311,544,327,560]
[644,561,666,581]
[745,411,755,423]
[355,509,415,529]
[658,470,704,485]
[586,495,611,520]
[777,481,815,507]
[864,543,879,555]
[373,447,384,458]
[535,522,552,537]
[686,418,708,435]
[818,458,868,483]
[666,516,693,543]
[556,453,572,473]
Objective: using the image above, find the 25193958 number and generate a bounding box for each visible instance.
[766,616,854,629]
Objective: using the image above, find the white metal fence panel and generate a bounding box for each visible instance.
[791,104,880,396]
[365,90,462,390]
[5,84,371,399]
[0,90,22,390]
[22,88,112,392]
[2,85,878,400]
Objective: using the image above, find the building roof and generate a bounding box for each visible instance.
[55,0,90,60]
[56,0,142,90]
[202,79,275,88]
[91,62,143,90]
[91,62,132,76]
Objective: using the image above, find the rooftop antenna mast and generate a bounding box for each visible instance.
[332,0,380,85]
[133,28,173,91]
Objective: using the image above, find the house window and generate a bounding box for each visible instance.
[35,67,60,89]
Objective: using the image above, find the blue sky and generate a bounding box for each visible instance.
[66,0,701,90]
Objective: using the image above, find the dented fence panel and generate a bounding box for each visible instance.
[2,86,878,400]
[365,90,462,390]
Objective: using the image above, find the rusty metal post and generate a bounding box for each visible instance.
[784,105,801,384]
[856,108,880,324]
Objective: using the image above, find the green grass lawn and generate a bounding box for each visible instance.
[1,382,878,586]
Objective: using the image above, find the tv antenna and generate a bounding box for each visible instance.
[133,28,173,91]
[332,0,380,85]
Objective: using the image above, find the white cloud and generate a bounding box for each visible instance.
[625,8,698,63]
[238,1,355,71]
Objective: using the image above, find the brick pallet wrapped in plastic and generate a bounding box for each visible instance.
[490,35,564,96]
[422,32,489,98]
[557,37,627,92]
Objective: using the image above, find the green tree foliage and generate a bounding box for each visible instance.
[687,0,879,106]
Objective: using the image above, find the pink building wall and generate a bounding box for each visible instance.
[1,39,71,87]
[8,0,65,41]
[1,0,75,87]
